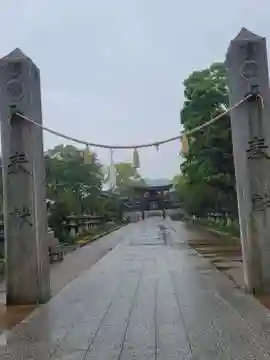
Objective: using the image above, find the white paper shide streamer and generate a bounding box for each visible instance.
[108,149,117,190]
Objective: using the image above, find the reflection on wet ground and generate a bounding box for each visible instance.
[0,226,128,332]
[0,305,36,332]
[0,218,264,332]
[2,219,270,360]
[1,219,270,359]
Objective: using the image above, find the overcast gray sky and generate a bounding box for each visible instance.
[0,1,268,179]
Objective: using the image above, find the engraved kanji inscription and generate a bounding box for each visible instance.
[252,193,264,211]
[264,193,270,208]
[246,137,270,160]
[239,42,259,80]
[240,42,258,60]
[240,60,259,80]
[8,152,29,175]
[252,193,270,211]
[7,62,23,79]
[244,42,256,60]
[9,206,33,228]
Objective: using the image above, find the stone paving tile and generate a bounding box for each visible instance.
[51,347,86,360]
[0,226,129,308]
[165,239,270,359]
[155,255,192,360]
[84,267,143,359]
[2,219,270,359]
[119,258,156,360]
[0,342,57,359]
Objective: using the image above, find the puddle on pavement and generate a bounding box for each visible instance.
[0,304,37,331]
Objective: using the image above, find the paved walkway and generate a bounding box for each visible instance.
[2,219,270,359]
[0,226,128,304]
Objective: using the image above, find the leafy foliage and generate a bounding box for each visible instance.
[178,62,238,218]
[45,144,103,215]
[45,145,111,240]
[112,162,145,197]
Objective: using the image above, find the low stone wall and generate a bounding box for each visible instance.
[0,215,117,260]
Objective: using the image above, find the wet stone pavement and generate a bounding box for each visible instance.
[2,219,270,359]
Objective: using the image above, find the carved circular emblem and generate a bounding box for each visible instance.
[7,62,23,78]
[5,80,24,101]
[240,60,259,80]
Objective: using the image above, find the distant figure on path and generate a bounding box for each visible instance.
[158,223,168,245]
[162,209,166,219]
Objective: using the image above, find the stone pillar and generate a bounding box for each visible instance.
[70,227,76,238]
[0,49,50,304]
[226,28,270,294]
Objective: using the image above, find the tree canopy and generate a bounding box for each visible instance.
[45,144,103,215]
[176,62,238,218]
[45,145,132,240]
[115,162,145,195]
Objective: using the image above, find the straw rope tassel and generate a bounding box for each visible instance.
[181,134,189,155]
[83,145,92,164]
[109,149,117,189]
[133,148,140,169]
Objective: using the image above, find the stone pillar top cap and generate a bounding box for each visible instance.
[231,27,264,43]
[226,28,264,63]
[0,48,33,63]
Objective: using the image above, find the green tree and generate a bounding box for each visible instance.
[107,162,145,197]
[97,191,125,222]
[173,173,217,216]
[180,62,237,218]
[45,144,103,213]
[45,144,107,241]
